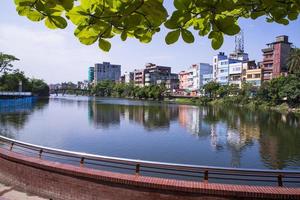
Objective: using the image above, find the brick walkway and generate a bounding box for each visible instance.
[0,183,46,200]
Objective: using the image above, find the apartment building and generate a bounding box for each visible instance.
[133,69,145,87]
[261,35,292,81]
[179,71,189,90]
[242,61,262,87]
[124,72,134,83]
[133,63,178,91]
[213,52,228,81]
[216,59,241,85]
[179,63,212,95]
[229,62,243,87]
[94,62,121,84]
[144,63,171,86]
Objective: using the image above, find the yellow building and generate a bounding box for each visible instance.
[242,61,262,87]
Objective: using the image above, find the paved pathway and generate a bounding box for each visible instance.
[0,183,47,200]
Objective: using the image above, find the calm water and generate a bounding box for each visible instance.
[1,96,300,170]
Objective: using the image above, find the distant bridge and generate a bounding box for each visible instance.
[50,88,91,96]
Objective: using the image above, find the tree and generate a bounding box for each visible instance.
[217,85,229,98]
[30,78,50,96]
[13,0,300,51]
[0,70,30,91]
[287,48,300,75]
[0,52,19,73]
[203,81,220,98]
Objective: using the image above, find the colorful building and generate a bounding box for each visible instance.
[213,52,228,81]
[242,61,262,87]
[179,71,189,90]
[179,63,212,95]
[261,35,292,81]
[229,62,243,87]
[133,63,178,91]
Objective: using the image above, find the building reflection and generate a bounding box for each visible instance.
[88,100,300,169]
[88,102,178,130]
[178,105,261,167]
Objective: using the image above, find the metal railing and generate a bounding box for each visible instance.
[0,135,299,187]
[0,92,32,96]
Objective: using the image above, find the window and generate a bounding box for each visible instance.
[254,74,261,78]
[247,74,252,78]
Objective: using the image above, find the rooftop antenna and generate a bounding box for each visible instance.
[235,30,244,53]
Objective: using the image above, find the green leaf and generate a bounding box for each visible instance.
[215,16,240,36]
[45,16,67,29]
[250,11,265,19]
[79,36,98,45]
[61,0,73,10]
[121,31,127,41]
[209,31,224,50]
[165,29,180,45]
[288,12,298,21]
[99,38,111,52]
[174,0,190,10]
[16,6,30,16]
[139,31,152,43]
[67,6,89,25]
[26,10,45,21]
[164,19,179,29]
[276,18,289,25]
[181,29,194,43]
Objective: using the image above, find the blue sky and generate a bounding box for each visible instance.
[0,1,300,83]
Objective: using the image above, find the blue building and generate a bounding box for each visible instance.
[88,67,94,83]
[216,59,240,85]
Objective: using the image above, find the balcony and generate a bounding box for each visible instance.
[262,46,274,53]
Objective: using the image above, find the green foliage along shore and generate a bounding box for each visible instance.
[0,70,49,97]
[91,80,166,100]
[194,75,300,112]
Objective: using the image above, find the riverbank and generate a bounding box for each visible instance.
[168,97,300,114]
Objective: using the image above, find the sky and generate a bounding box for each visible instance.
[0,1,300,84]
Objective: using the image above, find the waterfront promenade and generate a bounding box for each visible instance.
[0,135,299,200]
[0,183,45,200]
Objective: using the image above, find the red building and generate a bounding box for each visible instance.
[261,35,292,81]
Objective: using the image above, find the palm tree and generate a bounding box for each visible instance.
[287,48,300,75]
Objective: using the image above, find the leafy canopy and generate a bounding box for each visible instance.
[287,48,300,74]
[0,52,19,73]
[13,0,300,51]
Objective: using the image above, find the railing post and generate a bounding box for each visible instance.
[204,170,209,183]
[135,164,140,175]
[9,142,14,151]
[39,149,43,159]
[80,157,85,167]
[277,174,283,187]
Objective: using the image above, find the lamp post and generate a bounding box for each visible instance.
[18,80,22,93]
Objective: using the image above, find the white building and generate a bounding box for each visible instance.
[229,62,243,87]
[124,72,134,83]
[212,52,228,81]
[94,62,121,84]
[188,63,213,91]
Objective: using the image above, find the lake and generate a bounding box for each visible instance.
[1,96,300,170]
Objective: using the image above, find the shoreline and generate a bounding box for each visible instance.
[50,94,300,114]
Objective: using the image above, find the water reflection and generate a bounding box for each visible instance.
[0,96,299,170]
[0,99,49,138]
[88,101,178,130]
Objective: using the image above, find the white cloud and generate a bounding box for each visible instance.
[0,23,110,83]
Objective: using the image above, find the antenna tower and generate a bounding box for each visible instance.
[235,30,244,53]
